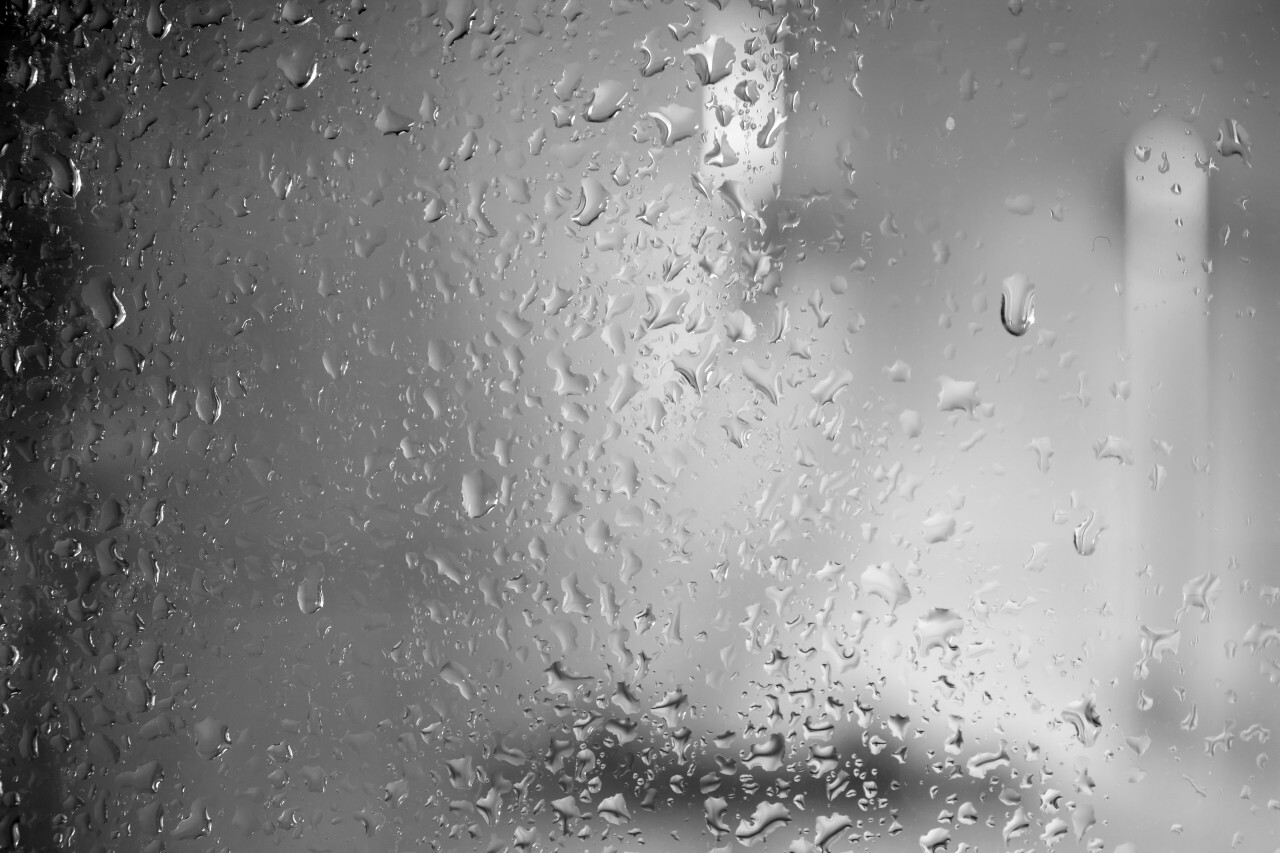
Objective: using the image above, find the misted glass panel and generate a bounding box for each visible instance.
[2,1,1278,851]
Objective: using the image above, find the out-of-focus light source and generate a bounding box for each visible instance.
[698,2,787,221]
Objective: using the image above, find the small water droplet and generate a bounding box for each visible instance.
[1072,510,1105,556]
[1004,193,1035,216]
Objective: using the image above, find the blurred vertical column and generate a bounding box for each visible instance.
[697,0,787,242]
[1122,119,1210,642]
[650,0,791,731]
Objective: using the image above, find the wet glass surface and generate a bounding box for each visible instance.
[2,1,1280,851]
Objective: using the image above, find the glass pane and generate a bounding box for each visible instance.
[2,1,1277,851]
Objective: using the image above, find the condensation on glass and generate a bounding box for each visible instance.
[1,1,1278,851]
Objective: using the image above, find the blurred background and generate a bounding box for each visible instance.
[2,0,1279,851]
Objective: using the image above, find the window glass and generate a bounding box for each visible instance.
[2,2,1278,851]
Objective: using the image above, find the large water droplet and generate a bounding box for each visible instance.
[586,79,628,122]
[375,105,414,135]
[646,103,699,147]
[145,0,170,38]
[686,34,735,86]
[937,376,981,415]
[596,793,633,825]
[861,563,912,614]
[921,827,954,853]
[193,717,230,759]
[296,576,324,614]
[571,177,608,226]
[915,608,964,661]
[1215,118,1251,164]
[1062,694,1103,746]
[734,800,792,846]
[1000,272,1036,336]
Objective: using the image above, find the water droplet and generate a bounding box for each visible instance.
[1215,118,1251,165]
[171,803,212,840]
[549,795,583,833]
[193,717,230,759]
[922,512,956,544]
[1000,272,1036,336]
[281,0,311,24]
[596,793,632,825]
[705,131,739,167]
[757,108,786,149]
[194,376,221,425]
[439,661,476,699]
[734,800,792,846]
[686,34,735,86]
[861,563,912,614]
[82,272,125,328]
[375,105,414,135]
[1028,436,1053,471]
[900,409,923,438]
[145,0,170,38]
[608,364,644,413]
[1062,694,1103,746]
[884,359,912,382]
[586,79,628,122]
[718,179,763,228]
[1176,572,1222,623]
[40,150,80,197]
[1072,510,1105,556]
[1135,625,1181,678]
[1093,435,1133,465]
[461,469,500,518]
[276,47,318,88]
[937,376,981,416]
[916,608,964,661]
[646,103,699,147]
[296,576,324,614]
[966,745,1011,778]
[571,177,608,226]
[920,827,953,853]
[1004,193,1035,216]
